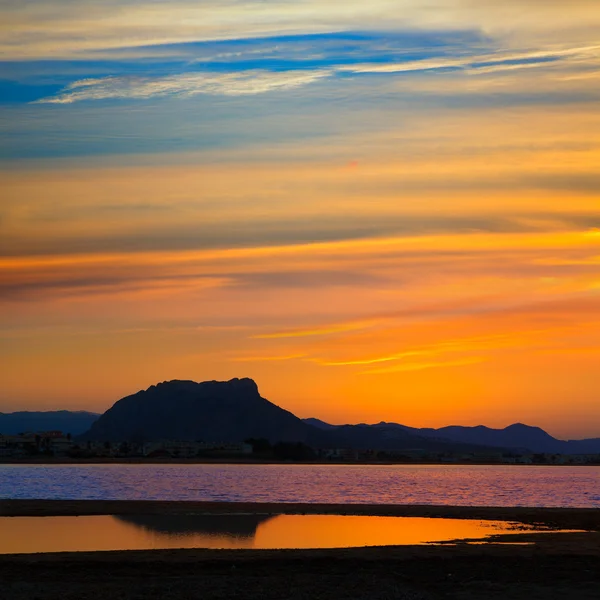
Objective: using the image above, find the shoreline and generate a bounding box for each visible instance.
[1,457,599,466]
[1,499,599,530]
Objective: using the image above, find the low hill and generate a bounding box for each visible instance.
[0,410,99,436]
[303,417,338,431]
[303,419,600,455]
[315,423,503,454]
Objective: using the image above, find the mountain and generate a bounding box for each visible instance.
[82,378,319,443]
[312,423,502,454]
[303,417,338,431]
[76,377,599,453]
[303,419,600,455]
[6,389,598,455]
[0,410,100,436]
[82,378,515,454]
[420,423,560,453]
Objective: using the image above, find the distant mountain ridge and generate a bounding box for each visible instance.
[304,419,600,455]
[81,379,523,454]
[0,410,99,436]
[5,380,598,455]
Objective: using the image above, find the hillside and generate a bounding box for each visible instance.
[0,411,99,436]
[82,378,317,443]
[304,419,600,455]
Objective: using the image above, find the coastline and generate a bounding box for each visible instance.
[1,457,599,465]
[1,499,599,531]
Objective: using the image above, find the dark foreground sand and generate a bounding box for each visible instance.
[1,500,599,600]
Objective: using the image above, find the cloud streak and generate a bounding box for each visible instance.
[359,356,485,374]
[35,69,333,103]
[3,0,600,60]
[31,41,600,104]
[252,319,382,339]
[231,353,307,362]
[316,350,432,366]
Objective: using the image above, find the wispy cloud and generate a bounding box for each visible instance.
[253,319,382,339]
[340,44,600,75]
[309,330,548,370]
[231,353,307,362]
[35,69,333,104]
[3,1,600,60]
[359,356,485,374]
[31,41,600,104]
[315,350,432,366]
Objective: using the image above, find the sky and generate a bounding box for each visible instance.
[1,1,599,439]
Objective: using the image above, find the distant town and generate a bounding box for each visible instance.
[1,431,599,465]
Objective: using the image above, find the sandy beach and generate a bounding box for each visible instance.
[1,500,598,599]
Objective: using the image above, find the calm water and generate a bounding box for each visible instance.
[0,464,598,507]
[0,514,543,554]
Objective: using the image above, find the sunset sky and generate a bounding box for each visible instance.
[1,1,599,439]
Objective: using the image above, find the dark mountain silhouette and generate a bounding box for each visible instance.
[303,417,338,430]
[314,423,504,454]
[81,378,513,453]
[82,378,318,443]
[0,410,99,436]
[6,385,597,456]
[420,423,559,452]
[303,419,600,455]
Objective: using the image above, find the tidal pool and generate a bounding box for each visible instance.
[0,514,549,554]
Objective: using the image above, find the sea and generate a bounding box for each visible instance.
[1,464,598,507]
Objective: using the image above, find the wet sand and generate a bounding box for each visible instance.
[2,499,599,530]
[1,500,599,599]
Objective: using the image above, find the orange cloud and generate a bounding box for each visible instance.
[359,357,486,375]
[231,353,308,362]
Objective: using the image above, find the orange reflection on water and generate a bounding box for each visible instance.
[255,515,516,548]
[0,514,536,554]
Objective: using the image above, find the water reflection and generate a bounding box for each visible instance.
[0,514,544,554]
[115,514,274,537]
